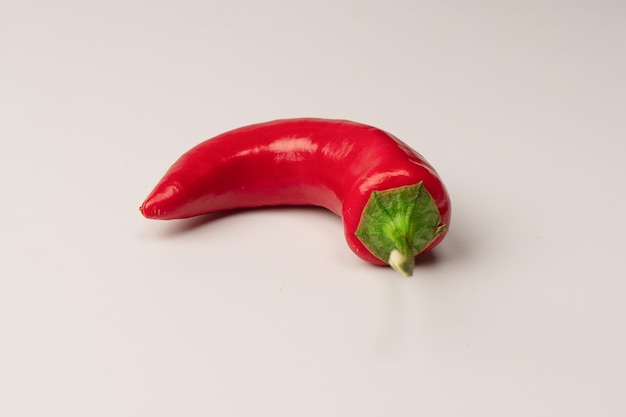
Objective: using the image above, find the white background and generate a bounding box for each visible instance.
[2,1,625,416]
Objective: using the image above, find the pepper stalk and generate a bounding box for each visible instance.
[354,182,447,276]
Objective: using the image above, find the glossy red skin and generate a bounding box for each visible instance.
[140,118,451,265]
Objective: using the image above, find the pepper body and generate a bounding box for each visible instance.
[140,118,450,268]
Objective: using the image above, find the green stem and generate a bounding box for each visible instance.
[354,182,447,277]
[388,249,415,277]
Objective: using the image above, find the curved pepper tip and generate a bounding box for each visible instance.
[139,194,162,219]
[139,183,181,219]
[139,198,166,219]
[139,202,152,219]
[138,203,151,218]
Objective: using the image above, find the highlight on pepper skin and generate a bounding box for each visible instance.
[140,118,450,276]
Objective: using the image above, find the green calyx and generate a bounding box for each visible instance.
[354,182,447,277]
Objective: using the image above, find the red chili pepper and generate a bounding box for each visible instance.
[140,118,451,276]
